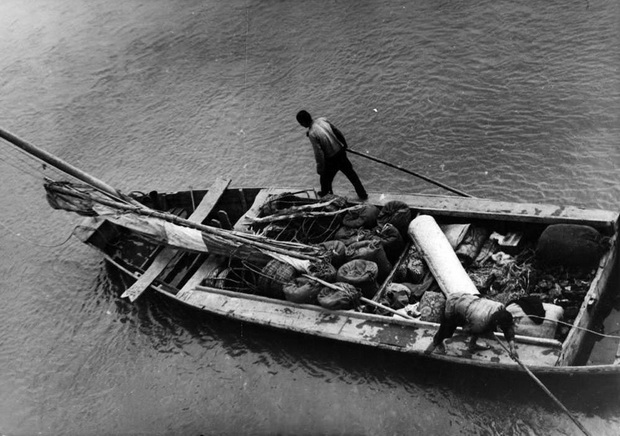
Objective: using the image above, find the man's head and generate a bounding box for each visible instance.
[491,309,515,338]
[296,110,312,128]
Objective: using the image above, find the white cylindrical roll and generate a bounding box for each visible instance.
[408,215,479,295]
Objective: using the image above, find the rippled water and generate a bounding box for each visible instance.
[1,0,619,435]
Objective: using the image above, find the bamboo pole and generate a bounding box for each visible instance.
[302,274,416,320]
[347,148,472,198]
[372,241,411,302]
[249,204,363,224]
[0,126,124,199]
[494,335,592,436]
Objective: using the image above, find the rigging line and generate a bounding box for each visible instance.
[0,151,50,181]
[513,315,620,340]
[1,156,85,192]
[1,141,67,177]
[0,142,93,192]
[494,335,593,436]
[0,218,76,248]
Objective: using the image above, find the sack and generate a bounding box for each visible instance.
[333,226,373,246]
[283,277,323,304]
[342,204,380,228]
[455,226,490,267]
[404,250,426,284]
[418,291,446,323]
[317,282,361,310]
[401,272,440,301]
[374,223,405,262]
[345,240,392,281]
[536,224,607,269]
[377,201,412,238]
[337,259,379,298]
[257,260,298,299]
[307,260,338,282]
[333,226,359,241]
[318,240,347,267]
[385,283,412,309]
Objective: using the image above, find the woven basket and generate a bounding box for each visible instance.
[257,259,298,299]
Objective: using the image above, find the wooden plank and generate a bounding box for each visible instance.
[233,188,289,232]
[364,192,619,230]
[121,248,179,301]
[121,178,231,302]
[180,285,561,368]
[556,234,618,365]
[179,188,282,297]
[188,178,232,224]
[176,255,226,299]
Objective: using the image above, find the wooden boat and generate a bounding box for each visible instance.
[3,128,619,377]
[50,180,620,377]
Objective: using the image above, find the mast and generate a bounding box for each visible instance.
[0,126,124,199]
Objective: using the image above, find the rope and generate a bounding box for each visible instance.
[494,335,593,436]
[0,219,76,248]
[513,314,620,340]
[0,147,53,181]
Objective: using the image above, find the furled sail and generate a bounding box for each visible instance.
[45,180,319,271]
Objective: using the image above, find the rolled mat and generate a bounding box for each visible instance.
[408,215,479,295]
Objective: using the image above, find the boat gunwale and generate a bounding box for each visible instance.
[188,186,620,230]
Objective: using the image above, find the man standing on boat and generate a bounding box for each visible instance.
[425,293,519,358]
[296,110,368,200]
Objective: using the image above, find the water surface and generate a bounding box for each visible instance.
[0,1,619,435]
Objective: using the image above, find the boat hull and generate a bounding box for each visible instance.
[74,185,620,376]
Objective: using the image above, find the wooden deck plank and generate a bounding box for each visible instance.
[121,178,231,302]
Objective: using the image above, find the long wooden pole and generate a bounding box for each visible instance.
[0,126,124,199]
[347,148,472,198]
[494,335,592,436]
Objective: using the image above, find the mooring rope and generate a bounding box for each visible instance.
[0,218,76,248]
[494,335,593,436]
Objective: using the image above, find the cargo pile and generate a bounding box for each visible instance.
[235,192,608,343]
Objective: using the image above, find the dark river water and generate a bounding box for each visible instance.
[1,0,619,435]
